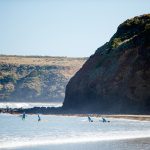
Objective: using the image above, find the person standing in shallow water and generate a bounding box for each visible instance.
[22,112,26,120]
[88,116,93,122]
[38,114,41,122]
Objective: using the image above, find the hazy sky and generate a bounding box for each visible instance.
[0,0,150,57]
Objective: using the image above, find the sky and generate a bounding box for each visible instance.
[0,0,150,57]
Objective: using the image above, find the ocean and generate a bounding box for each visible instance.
[0,112,150,150]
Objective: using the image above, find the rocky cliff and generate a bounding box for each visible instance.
[0,56,86,102]
[63,14,150,114]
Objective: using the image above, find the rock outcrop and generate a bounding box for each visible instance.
[63,14,150,114]
[0,56,86,102]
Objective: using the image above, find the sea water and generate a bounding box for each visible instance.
[0,113,150,149]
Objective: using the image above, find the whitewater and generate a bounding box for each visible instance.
[0,113,150,149]
[0,102,62,109]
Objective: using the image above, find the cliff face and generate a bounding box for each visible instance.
[63,14,150,114]
[0,56,86,102]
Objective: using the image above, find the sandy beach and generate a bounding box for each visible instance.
[11,138,150,150]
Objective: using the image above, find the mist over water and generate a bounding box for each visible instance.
[0,114,150,149]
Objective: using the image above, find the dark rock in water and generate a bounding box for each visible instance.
[11,107,64,114]
[63,14,150,114]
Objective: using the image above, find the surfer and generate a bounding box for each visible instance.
[101,117,110,123]
[88,116,93,122]
[38,114,41,122]
[102,117,106,122]
[22,112,26,120]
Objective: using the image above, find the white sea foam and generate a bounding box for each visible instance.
[0,102,62,109]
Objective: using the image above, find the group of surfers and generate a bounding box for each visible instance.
[22,112,41,122]
[21,112,108,123]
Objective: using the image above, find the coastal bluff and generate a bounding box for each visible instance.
[63,14,150,114]
[0,56,86,102]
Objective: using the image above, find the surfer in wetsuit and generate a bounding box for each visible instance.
[101,117,110,123]
[22,112,26,120]
[38,114,41,122]
[88,116,93,122]
[102,117,106,122]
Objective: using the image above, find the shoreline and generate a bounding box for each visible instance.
[41,114,150,121]
[0,104,150,121]
[1,111,150,121]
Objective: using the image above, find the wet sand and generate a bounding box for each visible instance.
[49,114,150,121]
[11,138,150,150]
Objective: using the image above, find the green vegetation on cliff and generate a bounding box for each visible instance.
[0,56,86,102]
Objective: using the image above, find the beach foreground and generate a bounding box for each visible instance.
[13,138,150,150]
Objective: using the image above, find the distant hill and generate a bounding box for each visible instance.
[63,14,150,114]
[0,55,87,102]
